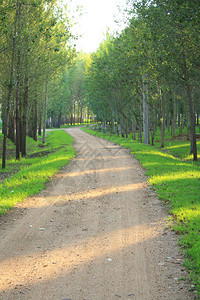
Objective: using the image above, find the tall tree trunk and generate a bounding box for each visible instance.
[132,117,136,140]
[116,112,120,136]
[138,120,142,143]
[58,112,62,128]
[178,112,181,128]
[28,108,33,138]
[150,108,156,146]
[70,113,73,126]
[159,88,165,148]
[2,1,19,168]
[171,92,176,138]
[43,75,48,143]
[38,108,42,136]
[32,96,37,141]
[80,106,83,124]
[143,74,149,144]
[125,117,128,138]
[121,113,124,138]
[183,55,197,160]
[73,102,76,125]
[16,49,21,159]
[8,110,15,143]
[179,113,184,136]
[87,107,90,124]
[21,73,29,157]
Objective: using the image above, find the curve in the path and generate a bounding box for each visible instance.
[0,128,192,300]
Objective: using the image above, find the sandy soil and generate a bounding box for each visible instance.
[0,128,195,300]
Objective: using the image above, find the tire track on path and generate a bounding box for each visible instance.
[0,128,193,299]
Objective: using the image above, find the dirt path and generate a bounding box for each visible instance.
[0,128,193,300]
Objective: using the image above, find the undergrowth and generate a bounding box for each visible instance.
[82,127,200,295]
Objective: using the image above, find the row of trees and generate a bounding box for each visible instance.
[46,53,93,127]
[1,0,199,166]
[0,0,75,168]
[81,0,199,161]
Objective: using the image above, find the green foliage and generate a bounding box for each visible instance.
[82,127,200,294]
[0,131,75,215]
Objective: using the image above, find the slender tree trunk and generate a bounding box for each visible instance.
[171,92,176,138]
[19,91,23,153]
[58,112,62,128]
[8,110,15,143]
[2,1,19,168]
[125,117,128,138]
[43,75,48,143]
[16,49,21,159]
[183,53,197,160]
[21,73,29,157]
[186,110,190,140]
[150,109,156,146]
[28,106,33,138]
[87,107,90,124]
[32,95,37,141]
[159,88,165,148]
[121,113,124,138]
[178,113,181,127]
[80,106,83,124]
[70,112,73,125]
[178,114,184,136]
[138,120,142,143]
[132,117,136,140]
[1,107,6,135]
[143,74,149,144]
[38,108,42,136]
[73,102,76,125]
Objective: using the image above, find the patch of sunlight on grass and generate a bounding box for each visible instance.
[149,170,200,184]
[165,143,190,149]
[0,131,75,215]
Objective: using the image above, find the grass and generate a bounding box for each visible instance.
[82,127,200,295]
[0,130,75,215]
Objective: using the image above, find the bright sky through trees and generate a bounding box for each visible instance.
[67,0,127,53]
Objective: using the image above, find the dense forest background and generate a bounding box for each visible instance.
[1,0,200,168]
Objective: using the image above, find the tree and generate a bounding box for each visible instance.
[0,0,75,167]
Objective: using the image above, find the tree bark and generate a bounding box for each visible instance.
[21,73,29,157]
[32,96,37,141]
[16,49,21,159]
[8,110,15,143]
[2,1,19,168]
[38,108,42,136]
[125,117,128,138]
[159,88,165,148]
[121,113,125,138]
[73,102,76,125]
[143,74,149,144]
[183,54,197,160]
[43,75,48,143]
[171,92,176,138]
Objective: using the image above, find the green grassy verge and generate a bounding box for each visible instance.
[0,130,75,215]
[47,122,95,129]
[82,127,200,295]
[93,124,200,164]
